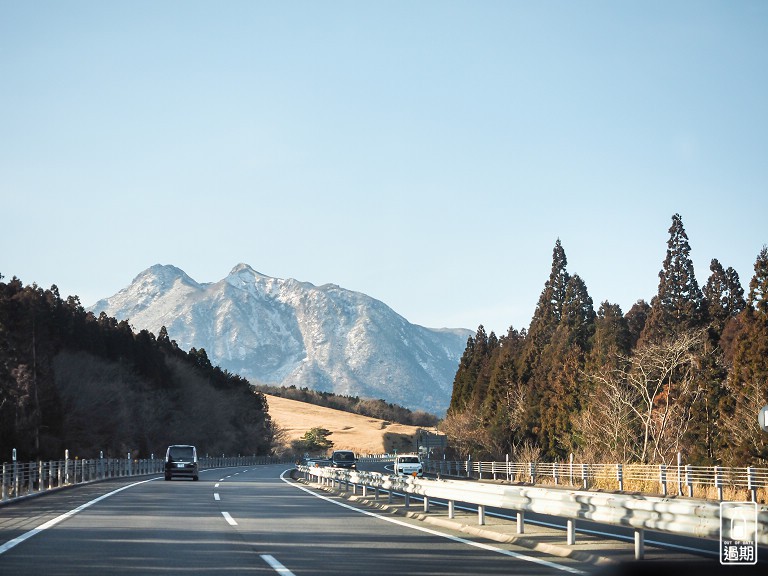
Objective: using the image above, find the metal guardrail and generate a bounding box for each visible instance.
[424,459,768,501]
[297,464,768,560]
[1,455,288,504]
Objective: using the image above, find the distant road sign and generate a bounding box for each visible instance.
[759,405,768,432]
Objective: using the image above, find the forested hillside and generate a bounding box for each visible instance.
[0,277,275,461]
[445,214,768,466]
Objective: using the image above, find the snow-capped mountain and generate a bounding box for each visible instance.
[89,264,471,415]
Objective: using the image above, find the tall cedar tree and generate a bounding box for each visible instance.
[640,214,704,344]
[721,247,768,463]
[482,326,526,451]
[685,259,746,463]
[587,301,631,372]
[537,274,595,457]
[703,259,746,339]
[448,326,500,413]
[518,240,577,454]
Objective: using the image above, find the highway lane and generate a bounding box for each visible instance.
[0,464,589,575]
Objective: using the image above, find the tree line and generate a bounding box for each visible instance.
[0,276,275,461]
[445,214,768,466]
[253,384,439,428]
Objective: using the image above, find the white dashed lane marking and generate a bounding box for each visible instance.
[261,554,296,576]
[221,512,237,526]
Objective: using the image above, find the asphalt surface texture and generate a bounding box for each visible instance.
[0,463,763,575]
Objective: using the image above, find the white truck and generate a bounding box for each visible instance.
[393,453,423,477]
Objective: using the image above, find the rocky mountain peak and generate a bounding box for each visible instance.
[89,265,471,415]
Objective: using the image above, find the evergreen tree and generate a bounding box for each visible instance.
[527,239,570,349]
[291,427,334,454]
[448,331,479,412]
[537,274,595,458]
[625,300,650,349]
[721,247,768,463]
[640,214,704,344]
[704,259,746,337]
[588,301,631,370]
[747,246,768,315]
[482,327,526,452]
[515,240,574,453]
[468,329,498,410]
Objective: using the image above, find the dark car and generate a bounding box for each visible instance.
[330,450,357,469]
[164,444,199,481]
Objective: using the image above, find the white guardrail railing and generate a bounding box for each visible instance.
[1,455,289,504]
[297,464,768,560]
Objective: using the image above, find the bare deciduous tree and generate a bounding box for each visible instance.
[721,376,768,465]
[578,329,707,463]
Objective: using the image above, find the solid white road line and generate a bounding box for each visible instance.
[221,511,238,526]
[279,471,585,575]
[261,554,296,576]
[0,478,158,556]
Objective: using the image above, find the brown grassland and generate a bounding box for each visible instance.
[265,394,425,456]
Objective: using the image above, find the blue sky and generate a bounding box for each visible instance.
[2,1,766,336]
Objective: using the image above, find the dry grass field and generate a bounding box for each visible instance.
[265,394,427,456]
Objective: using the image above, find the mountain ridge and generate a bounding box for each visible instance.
[89,264,471,414]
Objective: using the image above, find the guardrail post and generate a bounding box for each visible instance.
[64,450,70,485]
[423,496,430,513]
[567,519,576,545]
[748,467,756,502]
[478,505,485,525]
[404,493,410,509]
[553,462,558,485]
[634,528,645,560]
[715,466,723,501]
[617,464,623,491]
[659,464,667,496]
[686,465,693,498]
[12,450,18,498]
[581,463,588,489]
[1,462,7,501]
[517,511,525,534]
[448,500,455,519]
[529,462,536,484]
[677,452,683,495]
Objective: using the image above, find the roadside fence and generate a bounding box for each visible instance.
[1,452,288,504]
[424,457,768,502]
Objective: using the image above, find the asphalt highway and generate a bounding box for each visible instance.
[0,464,592,575]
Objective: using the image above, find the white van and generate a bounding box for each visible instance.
[393,453,423,477]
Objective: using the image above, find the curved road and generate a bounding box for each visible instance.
[0,464,589,575]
